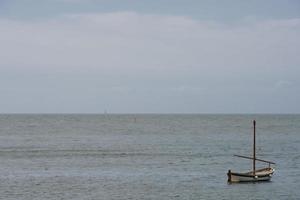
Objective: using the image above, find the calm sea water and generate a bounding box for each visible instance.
[0,114,299,200]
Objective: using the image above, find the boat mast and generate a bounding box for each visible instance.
[253,120,256,175]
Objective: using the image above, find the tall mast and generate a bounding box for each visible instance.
[253,120,256,175]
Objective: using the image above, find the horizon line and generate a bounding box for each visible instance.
[0,112,299,115]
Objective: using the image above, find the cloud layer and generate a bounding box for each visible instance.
[0,12,299,113]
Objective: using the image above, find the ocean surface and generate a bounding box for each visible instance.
[0,114,299,200]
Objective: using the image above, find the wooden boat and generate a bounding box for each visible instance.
[227,120,275,183]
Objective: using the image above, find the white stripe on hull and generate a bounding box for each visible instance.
[230,174,271,182]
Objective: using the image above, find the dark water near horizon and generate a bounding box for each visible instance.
[0,114,299,199]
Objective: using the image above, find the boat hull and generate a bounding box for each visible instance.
[227,167,274,183]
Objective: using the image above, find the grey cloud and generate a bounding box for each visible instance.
[0,12,299,113]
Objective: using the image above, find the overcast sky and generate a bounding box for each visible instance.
[0,0,299,113]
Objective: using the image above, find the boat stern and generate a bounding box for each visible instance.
[227,170,232,182]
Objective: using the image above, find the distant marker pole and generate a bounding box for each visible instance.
[253,120,256,175]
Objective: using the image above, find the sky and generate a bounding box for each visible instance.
[0,0,300,113]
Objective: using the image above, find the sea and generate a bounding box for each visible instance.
[0,114,299,200]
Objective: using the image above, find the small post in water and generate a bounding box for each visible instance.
[253,120,256,175]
